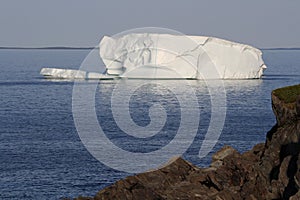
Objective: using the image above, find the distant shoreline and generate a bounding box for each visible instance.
[0,47,300,51]
[0,47,97,50]
[261,47,300,50]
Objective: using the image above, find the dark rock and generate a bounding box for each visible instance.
[297,95,300,117]
[75,84,300,200]
[272,92,297,126]
[272,84,300,126]
[212,146,239,162]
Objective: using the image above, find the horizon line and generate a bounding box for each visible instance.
[0,46,98,50]
[0,46,300,51]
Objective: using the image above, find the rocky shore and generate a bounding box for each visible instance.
[74,84,300,200]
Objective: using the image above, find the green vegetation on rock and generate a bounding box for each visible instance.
[273,84,300,103]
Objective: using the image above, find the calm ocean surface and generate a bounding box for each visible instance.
[0,49,299,199]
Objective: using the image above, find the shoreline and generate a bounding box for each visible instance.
[71,84,300,200]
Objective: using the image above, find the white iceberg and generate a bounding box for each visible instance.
[41,33,267,80]
[40,68,113,79]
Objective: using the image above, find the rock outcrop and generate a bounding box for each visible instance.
[74,84,300,200]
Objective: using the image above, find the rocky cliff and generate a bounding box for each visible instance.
[74,84,300,200]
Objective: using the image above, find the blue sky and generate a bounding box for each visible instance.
[0,0,299,48]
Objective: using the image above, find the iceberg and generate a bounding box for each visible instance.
[40,34,267,80]
[40,68,113,79]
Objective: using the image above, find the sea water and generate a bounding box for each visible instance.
[0,49,299,199]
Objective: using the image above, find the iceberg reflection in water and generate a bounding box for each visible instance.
[72,78,266,172]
